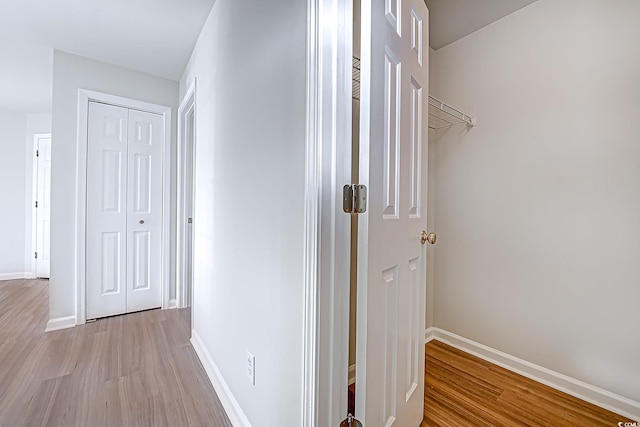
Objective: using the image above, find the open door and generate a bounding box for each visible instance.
[355,0,429,425]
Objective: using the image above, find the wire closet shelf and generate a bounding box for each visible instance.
[352,56,476,129]
[428,95,476,129]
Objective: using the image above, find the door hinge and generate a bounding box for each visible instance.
[343,184,367,214]
[34,252,38,259]
[340,414,363,427]
[35,201,38,208]
[187,218,192,224]
[36,150,39,157]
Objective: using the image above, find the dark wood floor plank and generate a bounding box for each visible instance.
[0,279,231,427]
[423,340,634,426]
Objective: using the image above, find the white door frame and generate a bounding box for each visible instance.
[176,79,196,310]
[302,0,353,424]
[31,133,52,277]
[75,89,172,325]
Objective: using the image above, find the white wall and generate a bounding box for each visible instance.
[24,113,52,276]
[0,109,27,278]
[50,50,179,320]
[179,0,307,424]
[431,0,640,404]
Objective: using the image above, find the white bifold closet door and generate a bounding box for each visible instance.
[86,101,164,320]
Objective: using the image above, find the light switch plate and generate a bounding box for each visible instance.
[246,351,255,385]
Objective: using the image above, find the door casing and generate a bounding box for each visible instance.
[31,133,52,278]
[302,0,353,424]
[177,79,196,311]
[75,89,172,325]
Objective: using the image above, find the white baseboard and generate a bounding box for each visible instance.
[191,330,252,427]
[348,364,356,386]
[425,326,437,343]
[425,327,640,421]
[45,316,76,332]
[0,272,31,281]
[169,298,177,309]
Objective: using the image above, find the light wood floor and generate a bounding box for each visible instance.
[423,340,634,426]
[0,279,231,427]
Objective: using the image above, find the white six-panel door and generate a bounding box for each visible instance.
[86,102,163,319]
[356,0,429,425]
[35,135,52,278]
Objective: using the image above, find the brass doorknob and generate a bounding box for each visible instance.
[421,230,436,245]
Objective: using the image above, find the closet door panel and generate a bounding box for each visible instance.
[126,109,164,312]
[86,102,129,319]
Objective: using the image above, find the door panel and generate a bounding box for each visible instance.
[35,136,51,278]
[132,153,151,213]
[86,102,129,319]
[381,265,399,424]
[132,231,150,290]
[101,232,122,294]
[356,0,429,425]
[101,150,123,212]
[126,109,163,312]
[406,257,420,400]
[382,48,401,219]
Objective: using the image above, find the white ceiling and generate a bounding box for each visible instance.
[425,0,538,50]
[0,0,215,113]
[1,0,538,114]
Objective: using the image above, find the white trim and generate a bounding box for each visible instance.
[161,103,172,312]
[176,79,196,310]
[31,133,51,278]
[348,364,356,386]
[45,315,76,332]
[424,326,436,343]
[303,0,353,425]
[0,272,32,281]
[191,330,252,427]
[302,0,320,423]
[168,298,177,309]
[30,134,38,277]
[75,89,172,325]
[425,328,640,421]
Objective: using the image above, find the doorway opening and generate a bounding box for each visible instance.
[348,0,361,416]
[177,81,196,332]
[32,133,52,279]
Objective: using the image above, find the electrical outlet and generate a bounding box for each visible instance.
[246,351,255,385]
